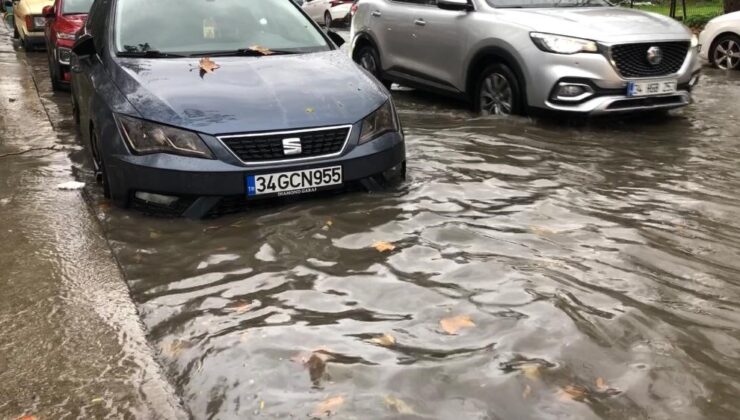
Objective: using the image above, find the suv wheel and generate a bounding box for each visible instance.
[475,63,522,116]
[711,34,740,70]
[90,129,111,199]
[324,11,332,28]
[355,45,391,89]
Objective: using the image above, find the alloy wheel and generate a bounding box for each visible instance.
[479,73,513,115]
[324,12,332,28]
[714,38,740,70]
[359,51,378,76]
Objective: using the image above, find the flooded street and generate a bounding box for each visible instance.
[3,23,740,419]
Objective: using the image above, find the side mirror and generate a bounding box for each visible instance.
[42,5,54,18]
[437,0,473,11]
[72,33,96,57]
[327,30,345,48]
[3,0,12,9]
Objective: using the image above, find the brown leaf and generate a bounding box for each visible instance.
[595,377,607,391]
[15,416,38,420]
[304,351,333,384]
[229,301,252,314]
[373,241,396,253]
[198,57,220,75]
[439,315,475,335]
[558,385,587,402]
[248,45,274,55]
[368,333,396,347]
[522,384,532,400]
[384,395,414,414]
[520,364,540,380]
[313,395,344,417]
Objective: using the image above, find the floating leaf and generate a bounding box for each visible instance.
[230,301,252,314]
[91,397,104,403]
[313,395,344,417]
[530,226,556,236]
[368,333,396,347]
[198,57,220,77]
[373,241,396,253]
[248,45,274,55]
[303,350,333,385]
[522,384,532,400]
[384,395,414,414]
[557,385,587,402]
[520,364,541,380]
[15,416,38,420]
[321,220,333,231]
[306,107,315,113]
[149,231,162,239]
[259,400,265,410]
[439,315,475,335]
[56,181,85,190]
[596,377,607,391]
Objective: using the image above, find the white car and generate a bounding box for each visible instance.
[699,11,740,70]
[301,0,353,28]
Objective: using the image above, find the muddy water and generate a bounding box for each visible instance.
[16,43,740,419]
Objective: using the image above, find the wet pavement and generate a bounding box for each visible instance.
[3,22,740,420]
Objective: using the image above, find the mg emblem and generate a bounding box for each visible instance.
[646,46,663,66]
[282,137,302,156]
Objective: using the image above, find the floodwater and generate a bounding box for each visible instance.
[4,31,740,419]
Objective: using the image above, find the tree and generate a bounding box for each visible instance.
[727,0,740,13]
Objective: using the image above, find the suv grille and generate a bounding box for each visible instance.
[610,42,689,78]
[220,126,350,163]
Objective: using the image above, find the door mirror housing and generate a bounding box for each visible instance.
[3,0,13,10]
[327,30,345,48]
[437,0,473,11]
[42,5,54,18]
[72,33,96,58]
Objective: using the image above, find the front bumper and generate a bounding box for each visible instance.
[525,43,701,114]
[21,33,46,48]
[104,128,405,218]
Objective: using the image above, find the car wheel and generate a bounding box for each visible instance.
[13,20,19,39]
[711,34,740,70]
[71,94,81,126]
[355,44,392,89]
[48,52,63,91]
[90,129,111,199]
[475,63,522,116]
[324,11,332,28]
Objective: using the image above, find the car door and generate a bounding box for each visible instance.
[374,0,420,75]
[402,0,469,92]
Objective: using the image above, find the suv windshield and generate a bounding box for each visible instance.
[487,0,610,8]
[115,0,331,55]
[62,0,94,14]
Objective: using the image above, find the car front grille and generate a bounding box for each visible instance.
[610,42,689,78]
[220,126,351,163]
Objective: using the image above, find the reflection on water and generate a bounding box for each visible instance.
[79,68,740,419]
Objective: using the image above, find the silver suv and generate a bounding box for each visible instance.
[351,0,701,115]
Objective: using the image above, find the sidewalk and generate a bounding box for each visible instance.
[0,22,185,419]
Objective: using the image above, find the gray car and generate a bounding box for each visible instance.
[351,0,702,115]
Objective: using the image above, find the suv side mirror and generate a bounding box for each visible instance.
[327,30,345,48]
[437,0,473,11]
[42,5,54,18]
[3,0,12,9]
[72,33,96,57]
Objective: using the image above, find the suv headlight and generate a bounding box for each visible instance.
[691,34,699,48]
[530,32,598,55]
[358,101,400,144]
[116,115,214,159]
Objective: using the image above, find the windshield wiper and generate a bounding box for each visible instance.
[117,50,187,58]
[193,48,299,57]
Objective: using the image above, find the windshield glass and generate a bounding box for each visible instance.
[114,0,330,55]
[62,0,94,14]
[487,0,610,8]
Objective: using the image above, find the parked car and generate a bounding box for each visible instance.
[303,0,354,28]
[698,11,740,70]
[70,0,405,218]
[351,0,701,115]
[11,0,54,49]
[43,0,92,90]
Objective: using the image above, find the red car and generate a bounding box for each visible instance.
[43,0,93,90]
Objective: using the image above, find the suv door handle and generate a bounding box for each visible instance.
[414,19,426,26]
[371,10,381,17]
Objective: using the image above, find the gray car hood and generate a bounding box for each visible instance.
[500,7,691,43]
[111,50,388,135]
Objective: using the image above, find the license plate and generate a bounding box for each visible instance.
[246,166,342,197]
[627,79,677,97]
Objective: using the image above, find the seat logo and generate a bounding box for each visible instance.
[647,46,663,66]
[282,138,302,155]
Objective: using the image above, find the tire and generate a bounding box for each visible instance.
[13,20,19,39]
[48,52,63,91]
[474,63,523,116]
[324,11,332,28]
[71,94,81,126]
[710,34,740,71]
[354,44,392,89]
[90,129,111,199]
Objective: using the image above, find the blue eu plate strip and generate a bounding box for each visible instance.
[246,176,256,197]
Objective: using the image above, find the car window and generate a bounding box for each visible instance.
[487,0,609,7]
[62,0,94,14]
[114,0,331,55]
[85,0,110,51]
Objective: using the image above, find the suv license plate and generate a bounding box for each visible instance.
[246,166,343,197]
[627,79,678,97]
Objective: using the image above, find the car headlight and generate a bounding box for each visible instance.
[33,16,46,29]
[116,115,214,159]
[691,34,699,48]
[58,32,76,41]
[57,47,72,65]
[530,32,598,54]
[358,101,400,144]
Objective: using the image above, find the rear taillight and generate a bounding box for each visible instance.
[350,3,358,15]
[25,16,33,31]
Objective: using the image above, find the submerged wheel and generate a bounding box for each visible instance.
[711,34,740,70]
[13,20,19,39]
[475,63,522,116]
[324,11,332,28]
[48,52,63,91]
[90,129,111,199]
[355,44,392,89]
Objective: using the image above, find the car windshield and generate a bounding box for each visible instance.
[114,0,331,56]
[487,0,610,8]
[62,0,94,14]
